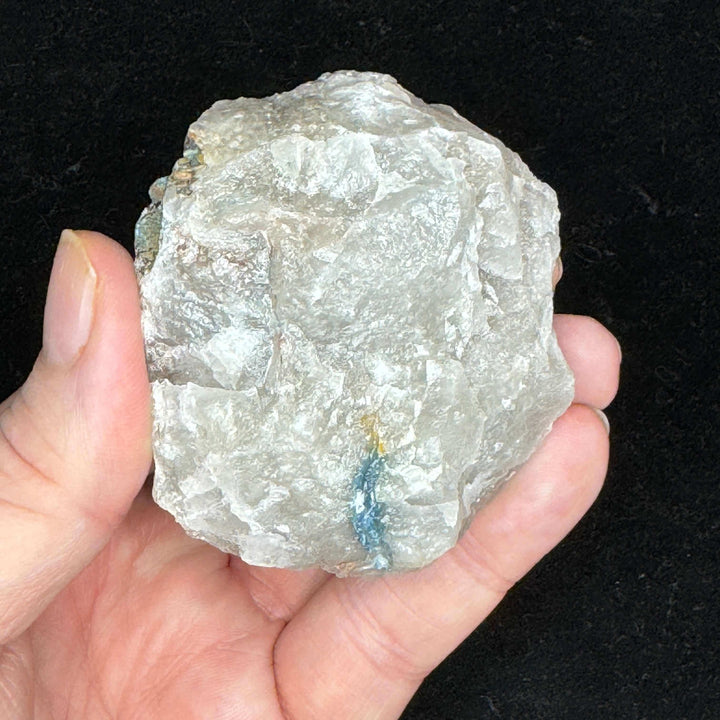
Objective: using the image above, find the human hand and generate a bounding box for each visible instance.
[0,230,620,719]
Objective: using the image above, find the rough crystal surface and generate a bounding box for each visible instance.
[135,70,574,576]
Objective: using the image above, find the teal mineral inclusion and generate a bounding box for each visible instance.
[351,443,392,571]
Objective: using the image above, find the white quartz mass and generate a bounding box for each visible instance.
[135,70,574,575]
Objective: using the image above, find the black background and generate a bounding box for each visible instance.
[1,1,718,718]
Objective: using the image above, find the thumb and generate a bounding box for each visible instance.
[0,229,151,643]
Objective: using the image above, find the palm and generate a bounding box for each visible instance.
[1,232,620,719]
[27,488,329,718]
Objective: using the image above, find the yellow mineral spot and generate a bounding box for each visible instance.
[359,413,386,454]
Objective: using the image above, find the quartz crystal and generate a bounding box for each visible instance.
[135,70,574,576]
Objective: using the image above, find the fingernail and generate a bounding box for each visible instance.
[615,337,623,364]
[592,407,610,435]
[43,229,97,365]
[552,256,563,288]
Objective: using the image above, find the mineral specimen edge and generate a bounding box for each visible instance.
[135,70,575,576]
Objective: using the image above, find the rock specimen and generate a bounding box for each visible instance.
[135,70,574,576]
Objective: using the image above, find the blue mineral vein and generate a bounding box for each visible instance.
[351,445,392,570]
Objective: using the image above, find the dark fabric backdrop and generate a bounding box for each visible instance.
[1,1,718,718]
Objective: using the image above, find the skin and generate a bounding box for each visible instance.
[0,231,620,719]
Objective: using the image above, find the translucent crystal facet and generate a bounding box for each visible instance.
[135,70,574,576]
